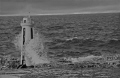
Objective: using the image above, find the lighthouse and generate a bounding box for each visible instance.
[19,15,34,68]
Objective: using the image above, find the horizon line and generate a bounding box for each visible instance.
[0,11,120,16]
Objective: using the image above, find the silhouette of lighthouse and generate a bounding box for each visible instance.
[20,13,34,68]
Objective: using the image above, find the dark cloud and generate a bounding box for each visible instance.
[31,0,120,10]
[0,0,120,15]
[0,1,26,14]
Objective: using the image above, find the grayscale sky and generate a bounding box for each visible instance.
[0,0,120,15]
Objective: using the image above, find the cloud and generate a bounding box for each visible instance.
[30,0,120,10]
[0,0,120,15]
[79,4,120,12]
[0,1,26,14]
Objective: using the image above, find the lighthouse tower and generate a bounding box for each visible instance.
[20,14,34,67]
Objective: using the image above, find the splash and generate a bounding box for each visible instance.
[13,32,22,51]
[24,33,50,65]
[13,31,50,66]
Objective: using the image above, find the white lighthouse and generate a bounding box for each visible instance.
[20,15,34,67]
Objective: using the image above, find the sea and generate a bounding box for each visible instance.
[0,12,120,58]
[0,12,120,78]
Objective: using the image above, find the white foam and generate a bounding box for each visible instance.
[24,33,49,65]
[13,32,50,65]
[13,32,22,51]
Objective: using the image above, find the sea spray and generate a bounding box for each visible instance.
[13,32,22,51]
[13,31,50,65]
[24,33,50,65]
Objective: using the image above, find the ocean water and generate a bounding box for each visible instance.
[0,13,120,59]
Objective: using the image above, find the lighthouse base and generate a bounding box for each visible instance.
[17,64,27,69]
[17,64,34,69]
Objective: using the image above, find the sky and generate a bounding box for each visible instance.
[0,0,120,15]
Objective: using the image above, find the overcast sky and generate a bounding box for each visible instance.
[0,0,120,15]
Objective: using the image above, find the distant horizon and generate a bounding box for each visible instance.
[0,11,120,16]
